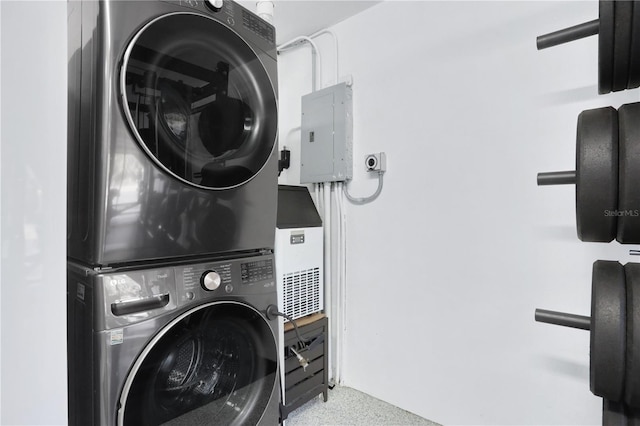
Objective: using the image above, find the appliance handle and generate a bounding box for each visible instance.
[111,293,170,316]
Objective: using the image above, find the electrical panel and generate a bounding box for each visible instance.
[300,82,353,183]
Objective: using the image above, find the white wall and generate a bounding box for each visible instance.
[277,1,640,425]
[0,2,68,424]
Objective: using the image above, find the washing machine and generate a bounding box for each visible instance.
[67,253,280,425]
[67,0,279,267]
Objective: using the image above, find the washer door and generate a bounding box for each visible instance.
[121,13,277,190]
[118,302,278,426]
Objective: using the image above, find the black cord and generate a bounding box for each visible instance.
[266,305,307,348]
[278,148,290,176]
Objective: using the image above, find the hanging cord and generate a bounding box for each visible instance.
[266,305,307,348]
[343,171,385,205]
[266,305,313,370]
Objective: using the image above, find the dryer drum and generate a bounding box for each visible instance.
[122,13,278,190]
[121,304,277,426]
[198,96,252,157]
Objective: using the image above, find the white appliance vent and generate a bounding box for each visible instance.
[282,267,321,320]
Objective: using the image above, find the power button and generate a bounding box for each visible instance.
[225,284,233,293]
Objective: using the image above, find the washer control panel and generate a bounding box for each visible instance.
[181,263,232,300]
[175,254,275,307]
[91,254,275,328]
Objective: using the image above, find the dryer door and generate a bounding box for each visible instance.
[121,13,277,190]
[118,302,278,426]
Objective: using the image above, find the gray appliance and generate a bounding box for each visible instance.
[67,0,279,267]
[67,253,280,425]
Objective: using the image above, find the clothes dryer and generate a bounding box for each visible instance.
[67,253,280,425]
[67,0,278,266]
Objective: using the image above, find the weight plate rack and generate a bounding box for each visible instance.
[535,2,640,424]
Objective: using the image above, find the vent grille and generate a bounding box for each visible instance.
[282,268,321,320]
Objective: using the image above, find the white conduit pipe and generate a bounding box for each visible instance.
[344,172,385,205]
[323,182,333,383]
[309,29,339,85]
[334,182,344,384]
[340,186,347,384]
[333,183,341,383]
[255,1,274,24]
[277,36,322,91]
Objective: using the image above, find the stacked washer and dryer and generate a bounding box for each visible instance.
[66,1,281,424]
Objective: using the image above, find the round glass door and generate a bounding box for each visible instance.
[119,302,278,426]
[121,13,277,189]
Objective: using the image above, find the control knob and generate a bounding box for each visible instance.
[201,270,221,291]
[205,0,223,11]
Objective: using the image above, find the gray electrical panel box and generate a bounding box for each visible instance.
[300,82,353,183]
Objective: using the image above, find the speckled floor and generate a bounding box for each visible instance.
[284,386,441,426]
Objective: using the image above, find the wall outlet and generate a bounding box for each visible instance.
[365,152,386,172]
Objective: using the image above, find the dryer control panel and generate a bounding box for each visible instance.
[171,0,276,45]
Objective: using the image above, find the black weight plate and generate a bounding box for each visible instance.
[599,0,615,94]
[628,2,640,89]
[612,1,633,92]
[590,260,626,401]
[626,263,640,408]
[617,103,640,244]
[576,107,618,242]
[603,399,627,426]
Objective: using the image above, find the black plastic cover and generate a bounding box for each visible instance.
[277,185,322,229]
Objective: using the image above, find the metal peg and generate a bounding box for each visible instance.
[537,19,600,50]
[535,308,591,331]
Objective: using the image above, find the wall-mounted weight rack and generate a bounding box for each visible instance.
[535,1,640,424]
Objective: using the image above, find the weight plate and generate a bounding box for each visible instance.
[628,2,640,89]
[626,263,640,408]
[576,107,618,242]
[599,0,615,94]
[612,1,633,92]
[590,260,626,401]
[617,103,640,244]
[603,399,627,426]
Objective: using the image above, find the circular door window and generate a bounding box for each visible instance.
[118,302,278,425]
[121,13,278,190]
